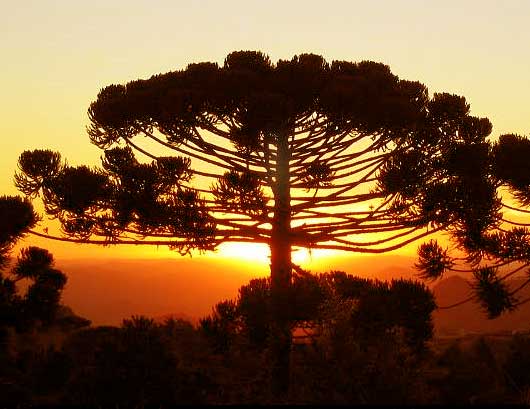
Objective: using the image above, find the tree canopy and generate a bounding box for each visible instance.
[15,51,497,256]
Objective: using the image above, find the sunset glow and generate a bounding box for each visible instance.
[217,242,270,264]
[4,3,530,404]
[215,242,343,267]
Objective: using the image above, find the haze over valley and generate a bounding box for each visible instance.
[56,255,530,336]
[57,255,417,326]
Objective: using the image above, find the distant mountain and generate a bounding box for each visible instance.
[57,255,530,333]
[57,257,269,326]
[432,275,530,335]
[319,254,418,281]
[56,255,419,326]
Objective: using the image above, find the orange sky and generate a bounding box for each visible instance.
[2,0,530,268]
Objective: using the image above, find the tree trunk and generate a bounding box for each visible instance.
[269,131,292,398]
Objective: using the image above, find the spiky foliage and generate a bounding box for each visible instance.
[416,240,454,280]
[472,267,517,319]
[416,132,530,319]
[1,246,67,330]
[0,196,38,267]
[493,134,530,206]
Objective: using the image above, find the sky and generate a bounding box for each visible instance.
[2,0,530,265]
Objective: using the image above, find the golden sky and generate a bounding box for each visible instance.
[2,0,530,266]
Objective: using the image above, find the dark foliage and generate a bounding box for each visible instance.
[416,240,454,280]
[212,170,268,217]
[1,246,67,334]
[200,271,436,352]
[472,267,517,319]
[62,317,212,405]
[504,335,530,394]
[493,134,530,205]
[415,131,530,319]
[3,274,530,405]
[0,196,67,340]
[0,196,38,268]
[0,195,88,405]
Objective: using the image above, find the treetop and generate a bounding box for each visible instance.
[88,51,432,151]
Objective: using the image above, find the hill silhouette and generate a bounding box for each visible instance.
[56,256,530,334]
[56,257,270,326]
[433,275,530,335]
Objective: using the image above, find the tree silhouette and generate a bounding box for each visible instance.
[0,196,38,267]
[0,196,68,338]
[0,196,37,350]
[0,195,70,405]
[15,51,498,393]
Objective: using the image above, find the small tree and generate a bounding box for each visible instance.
[202,271,435,352]
[0,196,37,350]
[0,196,67,339]
[0,196,70,406]
[15,51,498,393]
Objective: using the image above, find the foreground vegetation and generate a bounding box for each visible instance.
[2,270,530,405]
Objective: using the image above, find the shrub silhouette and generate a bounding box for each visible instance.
[201,271,435,352]
[63,317,212,405]
[432,338,510,404]
[504,334,530,400]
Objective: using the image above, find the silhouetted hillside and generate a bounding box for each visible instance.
[321,254,418,281]
[433,275,530,335]
[56,256,530,334]
[57,257,269,326]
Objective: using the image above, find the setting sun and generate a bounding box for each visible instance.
[216,242,270,264]
[216,242,347,270]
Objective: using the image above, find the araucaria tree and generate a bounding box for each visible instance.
[0,196,67,347]
[16,51,499,393]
